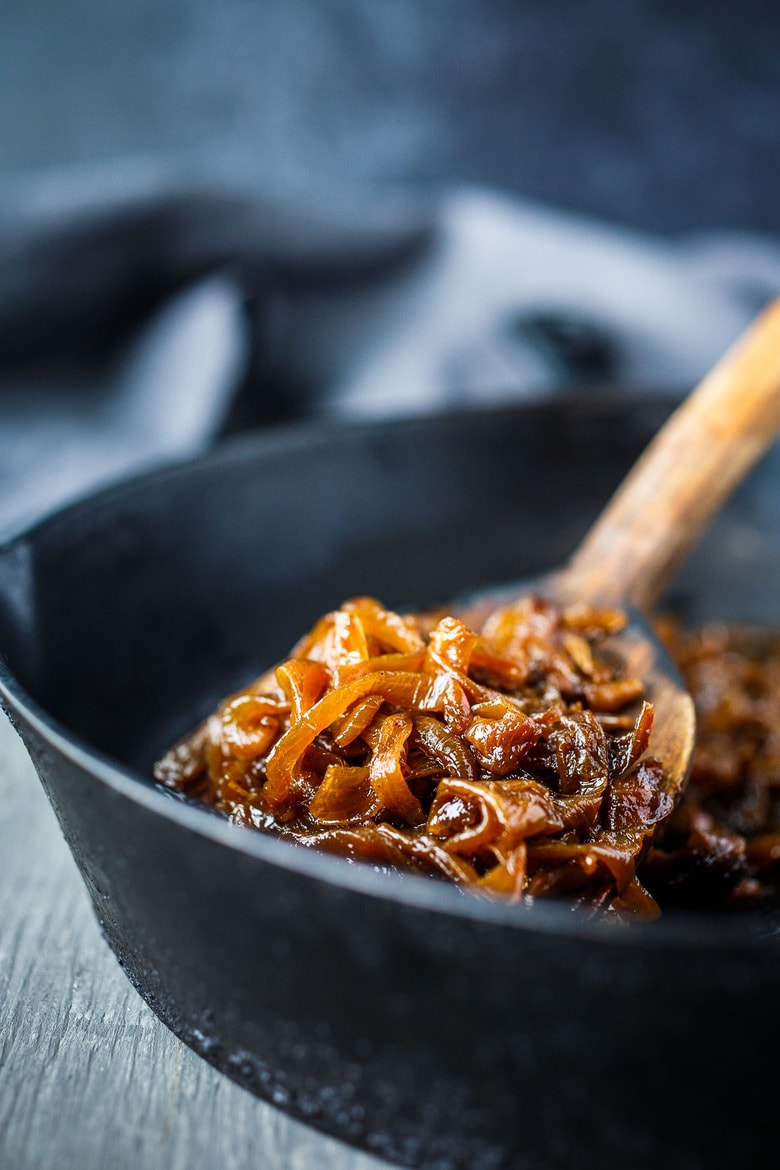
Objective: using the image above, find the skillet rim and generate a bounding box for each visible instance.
[1,393,778,951]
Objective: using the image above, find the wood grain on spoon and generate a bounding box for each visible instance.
[559,294,780,612]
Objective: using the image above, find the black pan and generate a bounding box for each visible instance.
[1,394,779,1170]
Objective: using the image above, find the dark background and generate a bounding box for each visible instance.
[2,0,779,236]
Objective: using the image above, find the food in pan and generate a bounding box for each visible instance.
[154,595,780,920]
[154,594,673,921]
[643,617,780,912]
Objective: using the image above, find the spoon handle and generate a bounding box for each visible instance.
[560,294,780,612]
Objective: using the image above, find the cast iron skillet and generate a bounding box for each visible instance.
[1,394,779,1170]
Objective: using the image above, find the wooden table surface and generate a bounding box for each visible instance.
[0,710,391,1170]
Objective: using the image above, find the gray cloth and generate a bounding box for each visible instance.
[2,156,780,538]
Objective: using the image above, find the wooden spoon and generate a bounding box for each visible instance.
[456,294,780,809]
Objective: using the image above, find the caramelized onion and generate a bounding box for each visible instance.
[155,593,676,921]
[642,618,780,911]
[159,599,780,916]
